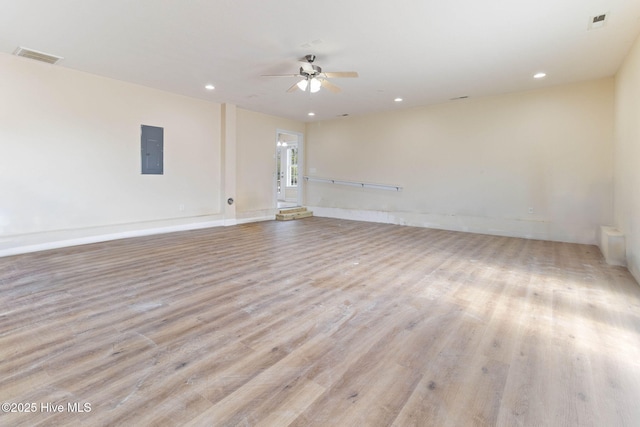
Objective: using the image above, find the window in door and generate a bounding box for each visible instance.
[286,146,298,187]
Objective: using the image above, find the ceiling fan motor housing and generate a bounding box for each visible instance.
[300,64,322,78]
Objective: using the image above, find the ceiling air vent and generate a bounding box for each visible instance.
[588,13,608,30]
[13,47,63,64]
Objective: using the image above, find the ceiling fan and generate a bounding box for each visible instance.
[264,54,358,94]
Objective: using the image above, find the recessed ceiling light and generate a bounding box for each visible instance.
[205,84,215,90]
[308,112,315,116]
[533,72,546,79]
[394,98,403,102]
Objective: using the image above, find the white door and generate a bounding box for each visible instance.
[275,131,303,208]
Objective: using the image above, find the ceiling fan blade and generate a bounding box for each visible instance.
[286,81,302,93]
[320,79,341,93]
[262,74,300,77]
[323,71,358,78]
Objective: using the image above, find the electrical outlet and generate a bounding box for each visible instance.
[179,204,185,212]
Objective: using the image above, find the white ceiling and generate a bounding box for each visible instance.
[1,0,639,122]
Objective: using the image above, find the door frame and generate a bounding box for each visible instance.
[275,129,304,208]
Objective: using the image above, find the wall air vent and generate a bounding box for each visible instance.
[13,47,63,64]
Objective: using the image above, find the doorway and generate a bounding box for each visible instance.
[275,130,303,209]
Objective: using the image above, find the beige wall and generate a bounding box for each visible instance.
[614,34,640,282]
[306,79,615,244]
[236,109,304,219]
[0,48,627,258]
[0,53,307,255]
[0,53,223,253]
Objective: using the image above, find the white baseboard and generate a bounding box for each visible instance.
[235,215,274,225]
[0,220,224,257]
[0,216,228,257]
[307,206,596,245]
[235,209,276,225]
[2,207,601,258]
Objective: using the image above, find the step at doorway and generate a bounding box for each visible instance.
[276,207,313,221]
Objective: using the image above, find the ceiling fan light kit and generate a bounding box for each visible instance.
[296,79,308,91]
[309,78,321,93]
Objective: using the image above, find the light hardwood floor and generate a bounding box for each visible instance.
[1,217,640,426]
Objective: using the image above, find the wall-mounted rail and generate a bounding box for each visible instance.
[303,176,403,192]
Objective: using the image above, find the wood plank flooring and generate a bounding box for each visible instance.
[1,217,640,426]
